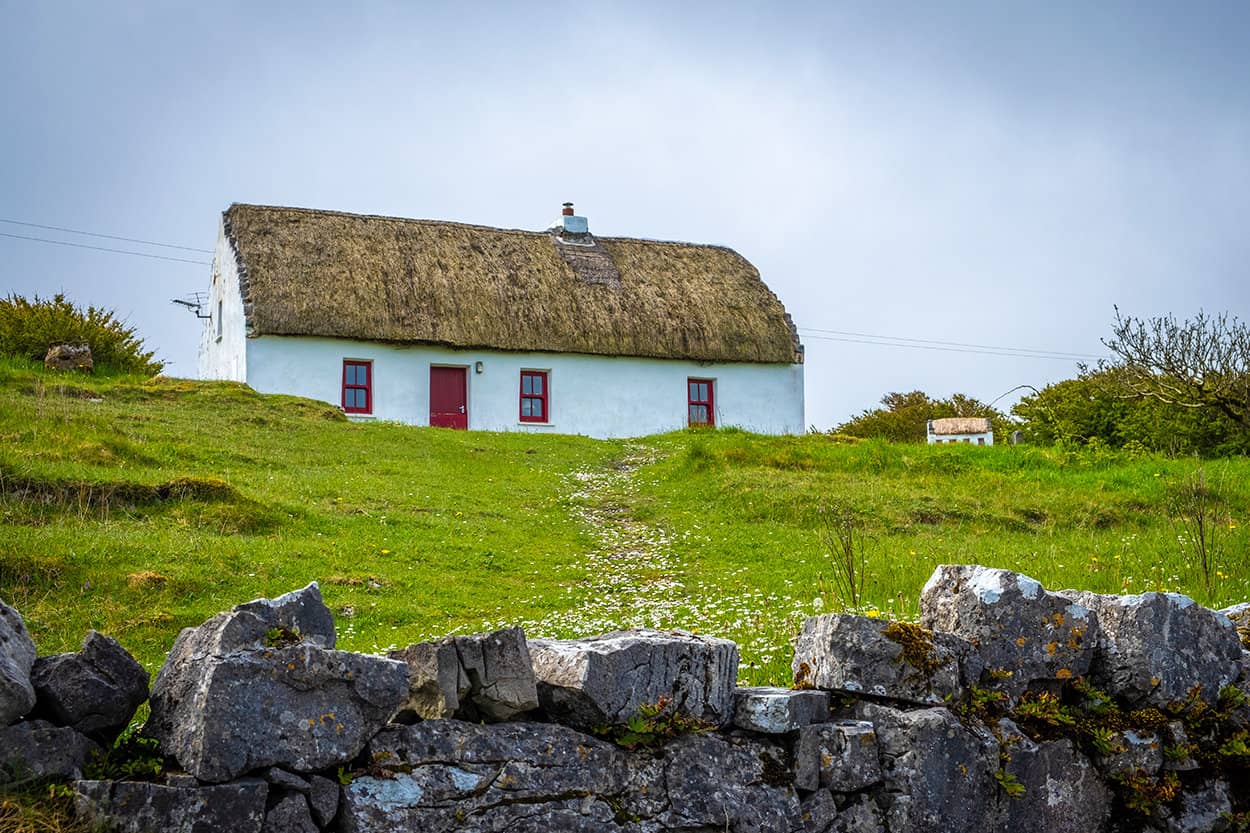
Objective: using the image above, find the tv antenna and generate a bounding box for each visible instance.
[171,292,211,318]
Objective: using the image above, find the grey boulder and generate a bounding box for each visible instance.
[390,625,538,722]
[147,583,409,782]
[920,565,1098,700]
[793,613,981,705]
[734,686,830,734]
[794,720,881,792]
[262,792,319,833]
[529,628,738,730]
[998,719,1112,833]
[0,719,100,784]
[73,777,269,833]
[343,719,630,833]
[1068,590,1242,707]
[0,598,37,726]
[31,630,150,741]
[855,701,1001,833]
[344,719,803,833]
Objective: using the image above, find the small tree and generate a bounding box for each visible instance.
[1102,308,1250,434]
[0,293,163,375]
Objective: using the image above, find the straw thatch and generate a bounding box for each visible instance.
[929,417,993,435]
[222,204,802,364]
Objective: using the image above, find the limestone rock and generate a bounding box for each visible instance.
[920,565,1098,700]
[1222,601,1250,630]
[1094,728,1164,779]
[44,343,93,372]
[0,598,37,726]
[855,701,1001,833]
[306,773,341,828]
[794,721,881,792]
[1068,591,1242,707]
[529,628,738,730]
[792,614,981,705]
[262,792,319,833]
[390,626,538,722]
[832,795,885,833]
[800,789,839,833]
[998,719,1112,833]
[1155,780,1233,833]
[73,777,268,833]
[147,583,408,782]
[344,719,802,833]
[388,639,465,720]
[30,630,150,741]
[734,686,830,734]
[0,720,99,784]
[652,732,803,832]
[344,719,630,833]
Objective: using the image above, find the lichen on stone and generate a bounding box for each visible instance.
[882,620,943,676]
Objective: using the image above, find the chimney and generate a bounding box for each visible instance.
[549,201,589,237]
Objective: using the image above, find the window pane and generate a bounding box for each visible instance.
[522,375,532,395]
[521,399,532,417]
[699,383,709,402]
[689,382,698,400]
[534,398,545,420]
[354,389,366,409]
[533,374,543,395]
[345,365,356,385]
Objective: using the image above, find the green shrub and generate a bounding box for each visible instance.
[0,293,162,374]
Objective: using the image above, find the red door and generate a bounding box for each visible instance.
[429,366,467,429]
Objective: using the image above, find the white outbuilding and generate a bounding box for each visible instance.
[198,203,804,438]
[927,417,994,445]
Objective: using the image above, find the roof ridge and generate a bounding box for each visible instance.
[225,203,739,252]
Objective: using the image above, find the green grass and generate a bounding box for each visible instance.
[1,357,1247,688]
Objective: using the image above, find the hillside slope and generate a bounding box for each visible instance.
[1,357,1246,685]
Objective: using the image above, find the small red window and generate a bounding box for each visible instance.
[342,360,372,414]
[520,371,548,423]
[688,378,714,426]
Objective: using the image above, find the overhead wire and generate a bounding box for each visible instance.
[796,325,1102,359]
[0,231,212,266]
[796,331,1103,362]
[0,218,213,253]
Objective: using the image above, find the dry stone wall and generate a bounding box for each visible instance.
[2,567,1249,833]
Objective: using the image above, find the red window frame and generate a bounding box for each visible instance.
[688,378,714,427]
[342,360,372,414]
[519,370,548,423]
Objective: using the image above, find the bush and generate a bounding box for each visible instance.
[0,293,163,374]
[1012,368,1249,457]
[835,391,1008,443]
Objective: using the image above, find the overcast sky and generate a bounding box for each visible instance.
[3,2,1248,429]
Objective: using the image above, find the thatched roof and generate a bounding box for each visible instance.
[222,204,802,364]
[930,417,993,435]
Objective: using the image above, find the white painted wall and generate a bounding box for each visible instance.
[197,218,247,382]
[242,335,804,438]
[927,431,994,445]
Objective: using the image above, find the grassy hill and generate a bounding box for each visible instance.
[2,357,1247,686]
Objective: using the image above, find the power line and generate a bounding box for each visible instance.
[798,331,1095,362]
[0,218,213,253]
[0,231,212,266]
[797,325,1103,360]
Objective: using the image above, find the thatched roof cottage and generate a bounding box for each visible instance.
[199,203,804,437]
